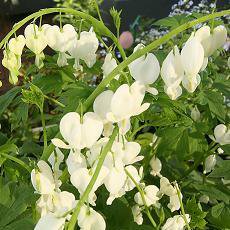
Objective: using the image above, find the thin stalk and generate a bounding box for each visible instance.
[175,183,191,230]
[44,95,65,108]
[94,0,103,22]
[0,152,31,173]
[125,168,157,228]
[67,127,118,230]
[40,109,47,153]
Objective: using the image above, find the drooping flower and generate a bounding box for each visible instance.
[24,24,49,68]
[129,44,160,95]
[8,35,26,56]
[203,154,217,174]
[210,124,230,145]
[69,28,99,70]
[134,185,160,207]
[159,177,176,197]
[45,24,77,67]
[191,106,201,121]
[162,214,190,230]
[167,192,182,212]
[52,112,103,150]
[161,46,184,100]
[131,205,143,225]
[181,37,204,93]
[102,53,119,80]
[149,156,162,177]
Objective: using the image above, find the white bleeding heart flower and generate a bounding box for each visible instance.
[161,46,184,100]
[34,213,65,230]
[2,49,21,84]
[132,205,143,225]
[52,112,103,150]
[66,149,87,175]
[78,205,106,230]
[31,160,55,195]
[182,74,201,93]
[134,185,160,207]
[129,44,160,95]
[162,214,190,230]
[45,24,77,67]
[8,35,26,55]
[211,124,230,145]
[159,177,176,197]
[70,166,108,206]
[36,194,55,217]
[69,28,99,69]
[204,154,217,174]
[168,192,182,212]
[24,24,49,68]
[106,81,150,134]
[149,156,162,177]
[102,53,119,80]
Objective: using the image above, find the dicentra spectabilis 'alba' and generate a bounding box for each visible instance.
[204,154,217,174]
[35,213,65,230]
[8,35,26,55]
[78,205,106,230]
[149,156,162,177]
[181,37,204,93]
[132,205,143,225]
[161,46,184,100]
[2,50,21,84]
[102,53,120,80]
[24,24,49,69]
[167,192,182,212]
[134,185,160,207]
[162,214,190,230]
[70,166,108,206]
[31,160,55,195]
[211,124,230,145]
[129,44,160,95]
[159,177,176,197]
[45,24,77,67]
[191,106,201,121]
[52,112,103,150]
[106,81,150,134]
[69,28,99,69]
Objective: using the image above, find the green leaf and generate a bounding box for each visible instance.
[185,197,207,229]
[209,160,230,180]
[0,87,21,116]
[2,217,34,230]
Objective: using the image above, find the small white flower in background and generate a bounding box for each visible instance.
[181,37,204,93]
[8,35,25,56]
[217,147,224,154]
[78,205,106,230]
[2,50,21,84]
[199,195,209,204]
[106,81,150,134]
[129,44,160,95]
[203,154,217,174]
[167,192,182,212]
[162,214,190,230]
[191,106,201,121]
[45,24,77,67]
[159,177,176,197]
[52,112,103,150]
[102,53,120,80]
[69,28,99,70]
[161,46,184,100]
[210,124,230,145]
[132,205,143,225]
[134,185,160,207]
[149,156,162,177]
[31,160,55,195]
[24,24,49,69]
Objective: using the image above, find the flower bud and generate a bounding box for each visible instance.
[149,156,162,176]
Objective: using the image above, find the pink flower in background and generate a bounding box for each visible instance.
[119,31,134,49]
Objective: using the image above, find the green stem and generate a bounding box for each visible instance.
[94,0,103,22]
[0,152,31,172]
[44,95,65,108]
[67,127,118,230]
[125,168,157,228]
[0,8,126,60]
[40,109,47,153]
[175,183,191,230]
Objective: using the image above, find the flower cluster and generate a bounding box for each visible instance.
[2,23,98,85]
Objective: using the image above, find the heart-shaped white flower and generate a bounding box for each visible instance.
[102,53,120,80]
[212,124,230,145]
[52,112,103,150]
[8,35,26,55]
